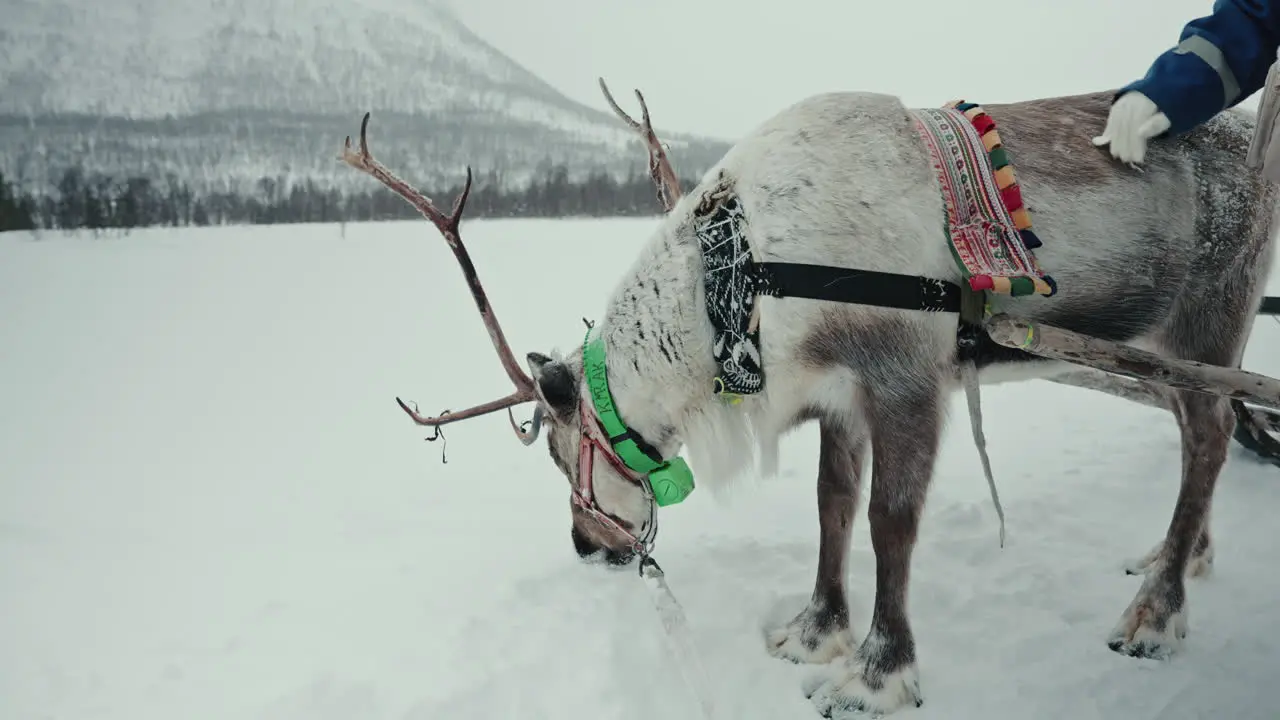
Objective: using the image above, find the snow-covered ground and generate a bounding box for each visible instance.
[2,218,1279,720]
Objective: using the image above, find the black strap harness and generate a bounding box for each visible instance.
[754,262,961,314]
[754,261,985,374]
[693,191,976,398]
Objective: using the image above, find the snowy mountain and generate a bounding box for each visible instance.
[0,0,731,199]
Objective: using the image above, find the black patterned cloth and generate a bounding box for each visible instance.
[693,193,767,397]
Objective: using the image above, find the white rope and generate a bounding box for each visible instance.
[639,557,720,720]
[962,360,1007,548]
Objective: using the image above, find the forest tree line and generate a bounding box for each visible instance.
[0,163,698,233]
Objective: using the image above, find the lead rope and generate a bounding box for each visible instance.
[633,497,717,719]
[638,555,720,720]
[962,361,1006,547]
[577,398,717,718]
[960,289,1007,548]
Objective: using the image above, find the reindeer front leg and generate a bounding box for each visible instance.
[807,379,941,717]
[768,419,866,664]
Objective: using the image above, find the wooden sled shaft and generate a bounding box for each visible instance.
[984,313,1280,413]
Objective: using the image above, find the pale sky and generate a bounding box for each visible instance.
[450,0,1248,140]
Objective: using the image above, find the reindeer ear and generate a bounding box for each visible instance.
[527,351,578,416]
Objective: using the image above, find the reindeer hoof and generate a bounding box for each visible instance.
[1107,574,1189,661]
[766,602,855,665]
[804,650,921,717]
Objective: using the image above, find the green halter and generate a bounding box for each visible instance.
[581,329,695,507]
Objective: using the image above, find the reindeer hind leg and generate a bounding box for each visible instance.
[1119,384,1219,581]
[1108,386,1231,659]
[1106,265,1256,659]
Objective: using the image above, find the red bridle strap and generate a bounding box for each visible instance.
[574,399,656,556]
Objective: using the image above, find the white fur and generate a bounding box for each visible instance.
[1124,537,1215,579]
[580,92,960,526]
[767,603,858,665]
[803,628,924,717]
[1108,573,1191,661]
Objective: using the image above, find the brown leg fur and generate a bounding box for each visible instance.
[1123,394,1219,581]
[768,417,866,664]
[807,379,940,714]
[1108,390,1233,658]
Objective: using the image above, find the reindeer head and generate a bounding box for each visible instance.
[338,79,687,567]
[521,345,656,566]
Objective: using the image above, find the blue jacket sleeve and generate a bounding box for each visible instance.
[1118,0,1280,136]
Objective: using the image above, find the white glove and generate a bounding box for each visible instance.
[1091,91,1172,166]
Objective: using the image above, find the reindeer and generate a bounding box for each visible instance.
[339,79,1280,716]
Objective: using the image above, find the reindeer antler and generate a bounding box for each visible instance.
[340,112,543,445]
[598,77,682,213]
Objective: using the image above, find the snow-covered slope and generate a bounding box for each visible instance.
[0,0,731,196]
[3,0,615,134]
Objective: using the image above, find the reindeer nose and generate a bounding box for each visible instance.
[570,523,637,566]
[570,524,599,558]
[604,547,636,566]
